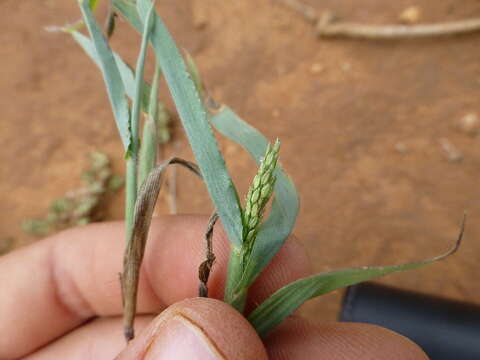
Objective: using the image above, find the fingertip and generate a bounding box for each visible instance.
[266,316,428,360]
[118,298,267,360]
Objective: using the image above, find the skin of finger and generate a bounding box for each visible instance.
[265,316,429,360]
[144,217,311,307]
[117,298,268,360]
[0,215,309,358]
[246,238,311,313]
[0,238,84,360]
[21,313,427,360]
[24,316,153,360]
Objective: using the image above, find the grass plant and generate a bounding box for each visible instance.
[66,0,464,341]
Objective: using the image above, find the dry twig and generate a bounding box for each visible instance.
[316,15,480,39]
[198,213,219,297]
[276,0,480,39]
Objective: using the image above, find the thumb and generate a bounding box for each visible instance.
[116,298,268,360]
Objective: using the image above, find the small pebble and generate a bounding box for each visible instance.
[395,142,408,153]
[456,112,480,136]
[310,63,324,74]
[341,62,351,72]
[439,138,463,162]
[399,6,421,24]
[272,109,280,118]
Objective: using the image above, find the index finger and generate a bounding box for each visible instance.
[0,215,310,359]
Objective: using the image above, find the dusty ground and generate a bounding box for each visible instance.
[1,0,480,323]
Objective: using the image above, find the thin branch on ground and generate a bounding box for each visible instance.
[316,14,480,39]
[276,0,480,39]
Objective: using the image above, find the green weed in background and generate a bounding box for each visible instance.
[22,152,123,237]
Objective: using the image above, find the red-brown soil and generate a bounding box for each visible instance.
[1,0,480,322]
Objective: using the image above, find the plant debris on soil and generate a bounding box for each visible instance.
[277,0,480,39]
[21,152,124,237]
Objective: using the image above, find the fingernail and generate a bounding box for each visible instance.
[144,315,223,360]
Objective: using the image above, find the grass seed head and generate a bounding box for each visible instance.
[242,139,280,262]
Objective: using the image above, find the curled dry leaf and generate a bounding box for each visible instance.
[121,158,204,341]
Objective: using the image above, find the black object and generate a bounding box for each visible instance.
[339,282,480,360]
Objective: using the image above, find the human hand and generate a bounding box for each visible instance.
[0,215,428,359]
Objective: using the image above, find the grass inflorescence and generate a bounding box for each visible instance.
[242,139,280,264]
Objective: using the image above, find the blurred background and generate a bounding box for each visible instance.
[1,0,479,323]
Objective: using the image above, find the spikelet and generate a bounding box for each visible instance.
[242,139,280,262]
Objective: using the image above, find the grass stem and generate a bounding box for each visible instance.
[125,155,137,245]
[224,246,247,312]
[138,65,161,189]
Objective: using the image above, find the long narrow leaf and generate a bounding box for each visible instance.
[53,0,101,33]
[184,50,204,99]
[69,30,151,112]
[79,0,131,150]
[248,221,465,337]
[210,106,299,288]
[114,0,143,31]
[123,2,156,258]
[130,2,155,153]
[117,0,243,246]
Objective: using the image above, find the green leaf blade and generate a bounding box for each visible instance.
[69,30,151,114]
[88,0,101,11]
[114,0,144,31]
[79,0,131,151]
[248,224,464,337]
[131,0,243,246]
[130,2,156,152]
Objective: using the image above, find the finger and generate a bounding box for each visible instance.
[25,316,153,360]
[265,316,429,360]
[0,215,309,358]
[117,298,267,360]
[247,239,310,311]
[142,218,311,307]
